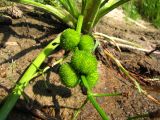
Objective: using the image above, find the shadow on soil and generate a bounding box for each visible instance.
[4,79,72,120]
[32,80,72,120]
[0,12,66,66]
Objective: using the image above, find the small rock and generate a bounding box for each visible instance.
[0,68,7,78]
[140,36,146,41]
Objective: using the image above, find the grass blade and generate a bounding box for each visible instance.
[66,0,79,18]
[59,0,71,10]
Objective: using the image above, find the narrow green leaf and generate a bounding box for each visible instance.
[59,0,71,12]
[10,0,76,27]
[66,0,80,18]
[94,0,131,26]
[82,0,101,33]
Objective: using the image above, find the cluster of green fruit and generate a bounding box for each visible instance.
[59,29,99,89]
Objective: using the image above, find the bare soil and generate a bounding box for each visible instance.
[0,6,160,120]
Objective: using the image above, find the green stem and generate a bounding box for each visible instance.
[0,36,60,120]
[82,0,102,33]
[10,0,75,27]
[81,76,109,120]
[92,93,122,97]
[32,58,63,79]
[81,0,87,15]
[76,15,84,33]
[87,95,109,120]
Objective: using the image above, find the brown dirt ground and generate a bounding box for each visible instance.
[0,6,160,120]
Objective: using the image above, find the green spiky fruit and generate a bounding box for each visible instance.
[59,63,79,88]
[78,35,94,52]
[86,71,99,88]
[60,29,80,50]
[71,50,98,75]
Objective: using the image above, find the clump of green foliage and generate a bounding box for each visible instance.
[59,28,98,90]
[123,1,140,20]
[123,0,160,28]
[59,28,98,88]
[139,0,160,28]
[0,0,12,7]
[0,0,133,120]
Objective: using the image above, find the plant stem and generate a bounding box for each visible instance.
[87,95,109,120]
[81,0,87,15]
[82,0,101,33]
[92,93,122,97]
[31,58,64,79]
[76,15,84,33]
[81,76,109,120]
[10,0,75,27]
[0,36,60,120]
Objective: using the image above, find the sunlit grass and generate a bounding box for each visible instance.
[123,0,160,28]
[122,1,140,20]
[0,0,12,7]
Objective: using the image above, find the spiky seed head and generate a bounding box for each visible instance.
[78,35,94,52]
[60,29,80,50]
[71,50,98,75]
[86,71,99,88]
[59,63,79,88]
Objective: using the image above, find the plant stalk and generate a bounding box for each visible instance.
[31,58,64,79]
[81,0,87,15]
[87,95,109,120]
[81,76,109,120]
[92,93,122,97]
[82,0,101,33]
[76,15,84,33]
[0,36,60,120]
